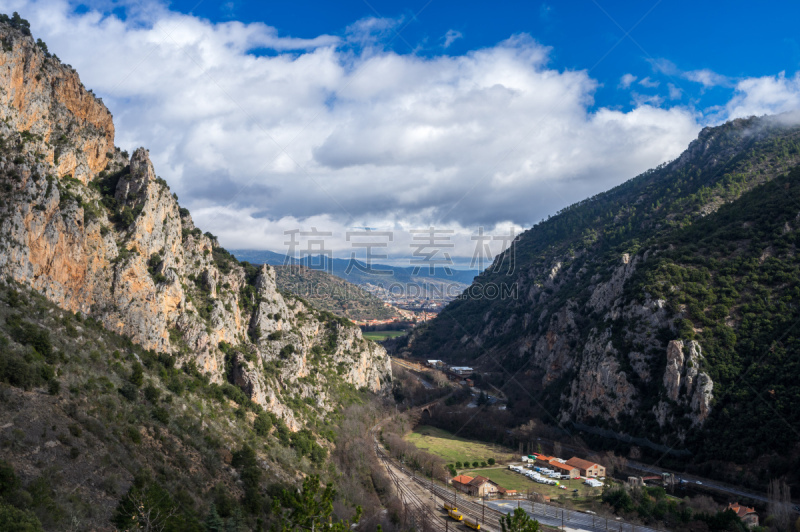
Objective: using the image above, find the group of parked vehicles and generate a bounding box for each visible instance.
[442,503,480,529]
[508,464,563,486]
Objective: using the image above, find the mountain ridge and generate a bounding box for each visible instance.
[0,16,390,431]
[406,114,800,482]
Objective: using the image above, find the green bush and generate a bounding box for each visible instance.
[279,344,296,359]
[0,502,43,532]
[118,382,138,401]
[0,460,20,497]
[143,384,160,403]
[253,412,272,436]
[129,363,144,388]
[232,445,262,514]
[152,406,169,424]
[7,315,53,360]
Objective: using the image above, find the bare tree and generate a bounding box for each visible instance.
[553,441,562,458]
[768,479,792,531]
[128,491,177,532]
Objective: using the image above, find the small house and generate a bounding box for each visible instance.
[451,475,474,494]
[727,503,759,528]
[466,476,499,497]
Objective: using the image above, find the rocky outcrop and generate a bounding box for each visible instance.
[658,339,713,427]
[0,23,390,430]
[562,328,637,423]
[0,24,114,183]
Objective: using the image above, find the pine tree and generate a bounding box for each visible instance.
[500,507,540,532]
[204,504,224,532]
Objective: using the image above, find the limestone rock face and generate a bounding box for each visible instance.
[0,25,114,183]
[655,339,714,430]
[0,24,390,429]
[562,329,637,423]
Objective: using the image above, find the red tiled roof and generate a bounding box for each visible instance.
[452,475,474,485]
[549,460,577,472]
[468,475,492,486]
[727,503,756,517]
[566,457,600,470]
[498,486,517,494]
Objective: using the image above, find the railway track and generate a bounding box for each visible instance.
[375,442,447,531]
[416,476,505,529]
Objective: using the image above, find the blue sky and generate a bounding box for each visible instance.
[12,0,800,262]
[162,0,800,113]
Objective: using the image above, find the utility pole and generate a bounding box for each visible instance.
[482,497,485,524]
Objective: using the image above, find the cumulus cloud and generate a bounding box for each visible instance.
[11,0,709,259]
[725,72,800,119]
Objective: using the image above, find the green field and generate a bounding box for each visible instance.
[404,425,515,464]
[362,330,407,341]
[405,426,605,509]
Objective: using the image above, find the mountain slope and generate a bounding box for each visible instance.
[274,265,401,321]
[0,15,396,531]
[0,17,389,430]
[408,115,800,472]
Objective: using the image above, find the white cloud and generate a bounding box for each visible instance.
[667,83,682,100]
[619,73,637,88]
[442,29,462,48]
[724,72,800,119]
[684,68,729,88]
[12,0,709,259]
[637,76,660,88]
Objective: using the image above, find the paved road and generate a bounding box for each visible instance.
[626,463,769,505]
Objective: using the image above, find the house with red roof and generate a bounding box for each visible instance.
[451,475,474,494]
[549,460,580,477]
[727,502,759,527]
[565,457,606,477]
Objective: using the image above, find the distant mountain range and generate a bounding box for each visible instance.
[230,249,480,298]
[273,265,402,322]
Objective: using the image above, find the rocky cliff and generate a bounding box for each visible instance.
[408,114,800,459]
[0,21,390,429]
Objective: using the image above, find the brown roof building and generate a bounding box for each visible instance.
[727,503,759,527]
[549,460,580,477]
[467,475,500,497]
[498,486,518,497]
[565,457,606,477]
[452,475,474,493]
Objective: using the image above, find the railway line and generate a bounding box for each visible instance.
[375,442,448,531]
[372,417,500,531]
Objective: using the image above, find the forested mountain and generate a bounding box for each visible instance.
[274,265,401,321]
[0,15,395,530]
[407,114,800,485]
